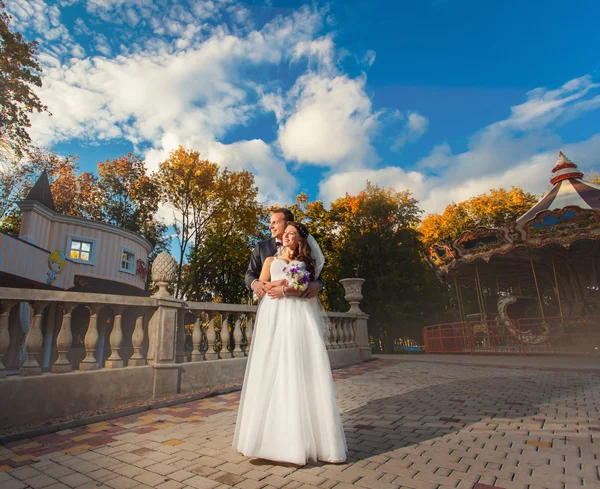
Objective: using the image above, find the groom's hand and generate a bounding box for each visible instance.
[301,281,320,299]
[252,280,268,298]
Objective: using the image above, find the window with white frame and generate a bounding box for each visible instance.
[69,239,93,262]
[120,248,136,273]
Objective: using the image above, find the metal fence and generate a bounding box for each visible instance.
[423,316,600,355]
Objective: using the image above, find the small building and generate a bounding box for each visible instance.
[0,171,152,295]
[1,172,154,373]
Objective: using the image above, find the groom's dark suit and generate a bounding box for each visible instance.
[245,238,279,291]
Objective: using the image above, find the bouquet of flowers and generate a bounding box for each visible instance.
[282,264,310,291]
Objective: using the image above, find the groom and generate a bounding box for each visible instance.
[245,208,321,299]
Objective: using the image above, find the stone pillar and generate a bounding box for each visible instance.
[232,313,244,358]
[340,278,371,361]
[0,301,15,379]
[105,306,125,368]
[129,310,147,367]
[175,309,187,363]
[147,252,180,365]
[80,305,101,370]
[97,322,106,368]
[191,313,205,362]
[41,303,58,369]
[244,314,254,355]
[148,252,182,398]
[51,303,74,373]
[219,314,232,359]
[205,312,218,360]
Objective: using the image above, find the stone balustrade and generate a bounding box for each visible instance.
[0,253,370,429]
[0,295,363,381]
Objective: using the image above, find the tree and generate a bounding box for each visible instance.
[0,0,49,157]
[159,146,262,299]
[96,153,166,251]
[419,187,538,248]
[0,148,101,234]
[182,169,262,303]
[326,183,449,350]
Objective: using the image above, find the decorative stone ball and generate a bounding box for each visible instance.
[151,252,177,284]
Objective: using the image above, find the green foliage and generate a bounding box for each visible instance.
[0,0,49,157]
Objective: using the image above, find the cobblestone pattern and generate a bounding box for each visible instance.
[1,357,599,489]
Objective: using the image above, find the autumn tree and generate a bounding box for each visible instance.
[96,153,166,253]
[0,0,49,157]
[182,170,262,303]
[325,183,447,350]
[0,149,101,233]
[159,147,262,300]
[419,187,538,248]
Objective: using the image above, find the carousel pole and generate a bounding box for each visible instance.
[529,253,546,322]
[551,255,564,321]
[453,278,465,323]
[454,277,463,323]
[515,267,523,296]
[567,254,582,313]
[474,264,487,320]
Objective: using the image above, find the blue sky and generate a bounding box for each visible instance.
[7,0,600,217]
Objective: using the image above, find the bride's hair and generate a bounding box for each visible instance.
[286,222,316,280]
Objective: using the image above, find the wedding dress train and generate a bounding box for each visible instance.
[233,259,347,465]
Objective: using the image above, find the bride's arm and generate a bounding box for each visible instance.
[259,257,288,289]
[258,257,274,282]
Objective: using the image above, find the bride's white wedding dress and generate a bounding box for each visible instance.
[233,259,347,465]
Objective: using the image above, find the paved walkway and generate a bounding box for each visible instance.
[1,355,600,489]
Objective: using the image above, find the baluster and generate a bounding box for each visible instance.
[342,318,351,348]
[52,303,74,373]
[105,306,124,368]
[176,310,187,363]
[21,302,47,376]
[348,318,356,347]
[244,314,254,354]
[326,317,334,350]
[220,313,232,359]
[129,309,147,366]
[333,318,342,349]
[205,312,218,360]
[232,313,244,358]
[0,301,15,379]
[191,312,205,362]
[80,305,101,370]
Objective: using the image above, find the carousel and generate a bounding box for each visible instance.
[424,152,600,355]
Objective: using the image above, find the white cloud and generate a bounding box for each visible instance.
[277,74,381,167]
[145,135,296,206]
[392,111,429,150]
[319,75,600,215]
[28,6,324,149]
[319,167,426,204]
[5,0,83,54]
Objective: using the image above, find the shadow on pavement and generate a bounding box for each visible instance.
[338,371,594,461]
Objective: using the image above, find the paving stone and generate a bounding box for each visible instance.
[0,478,28,489]
[23,473,58,489]
[9,466,42,480]
[58,472,94,487]
[185,475,221,489]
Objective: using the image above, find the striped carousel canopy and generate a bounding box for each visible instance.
[517,151,600,224]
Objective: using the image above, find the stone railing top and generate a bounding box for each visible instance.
[185,301,258,313]
[0,287,156,307]
[0,287,363,318]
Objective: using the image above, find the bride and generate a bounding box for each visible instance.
[233,222,347,465]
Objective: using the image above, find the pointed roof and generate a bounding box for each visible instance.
[517,152,600,223]
[25,170,56,211]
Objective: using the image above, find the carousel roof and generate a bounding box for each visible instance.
[517,152,600,223]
